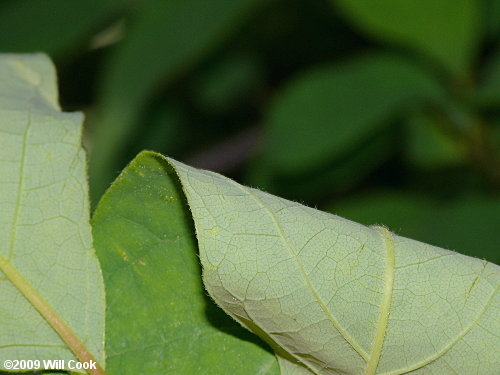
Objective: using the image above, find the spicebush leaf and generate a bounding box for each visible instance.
[0,54,105,372]
[89,0,268,201]
[331,0,480,75]
[265,53,444,173]
[119,152,499,374]
[91,152,279,374]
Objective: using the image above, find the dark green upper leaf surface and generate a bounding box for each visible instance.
[91,152,278,375]
[264,53,444,173]
[332,0,480,75]
[89,0,268,201]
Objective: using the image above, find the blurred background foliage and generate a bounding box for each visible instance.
[1,0,498,264]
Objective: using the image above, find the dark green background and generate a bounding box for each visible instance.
[1,0,498,263]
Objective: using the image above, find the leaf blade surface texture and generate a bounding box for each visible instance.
[160,154,500,375]
[91,153,279,374]
[0,54,105,372]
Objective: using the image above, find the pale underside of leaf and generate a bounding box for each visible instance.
[158,154,499,375]
[0,54,105,374]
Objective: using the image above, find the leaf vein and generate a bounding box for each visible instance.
[382,285,498,375]
[364,226,395,375]
[6,107,31,261]
[230,183,369,364]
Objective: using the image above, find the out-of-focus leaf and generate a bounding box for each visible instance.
[132,104,186,155]
[247,128,393,202]
[475,48,500,107]
[0,0,124,57]
[406,112,466,168]
[494,117,500,149]
[265,53,444,173]
[92,152,279,374]
[484,0,500,38]
[332,0,480,75]
[193,52,264,113]
[330,192,500,264]
[89,0,269,202]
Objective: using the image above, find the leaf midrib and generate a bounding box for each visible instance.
[0,254,106,375]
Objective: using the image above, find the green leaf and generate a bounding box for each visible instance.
[192,52,264,114]
[91,152,279,374]
[0,0,124,57]
[406,112,466,168]
[484,0,500,39]
[247,128,394,202]
[89,0,269,201]
[332,0,480,75]
[330,192,500,264]
[0,54,105,372]
[265,53,443,173]
[475,47,500,107]
[117,152,499,374]
[494,117,500,150]
[130,103,187,157]
[0,371,73,375]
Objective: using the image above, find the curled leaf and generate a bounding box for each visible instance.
[156,153,499,375]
